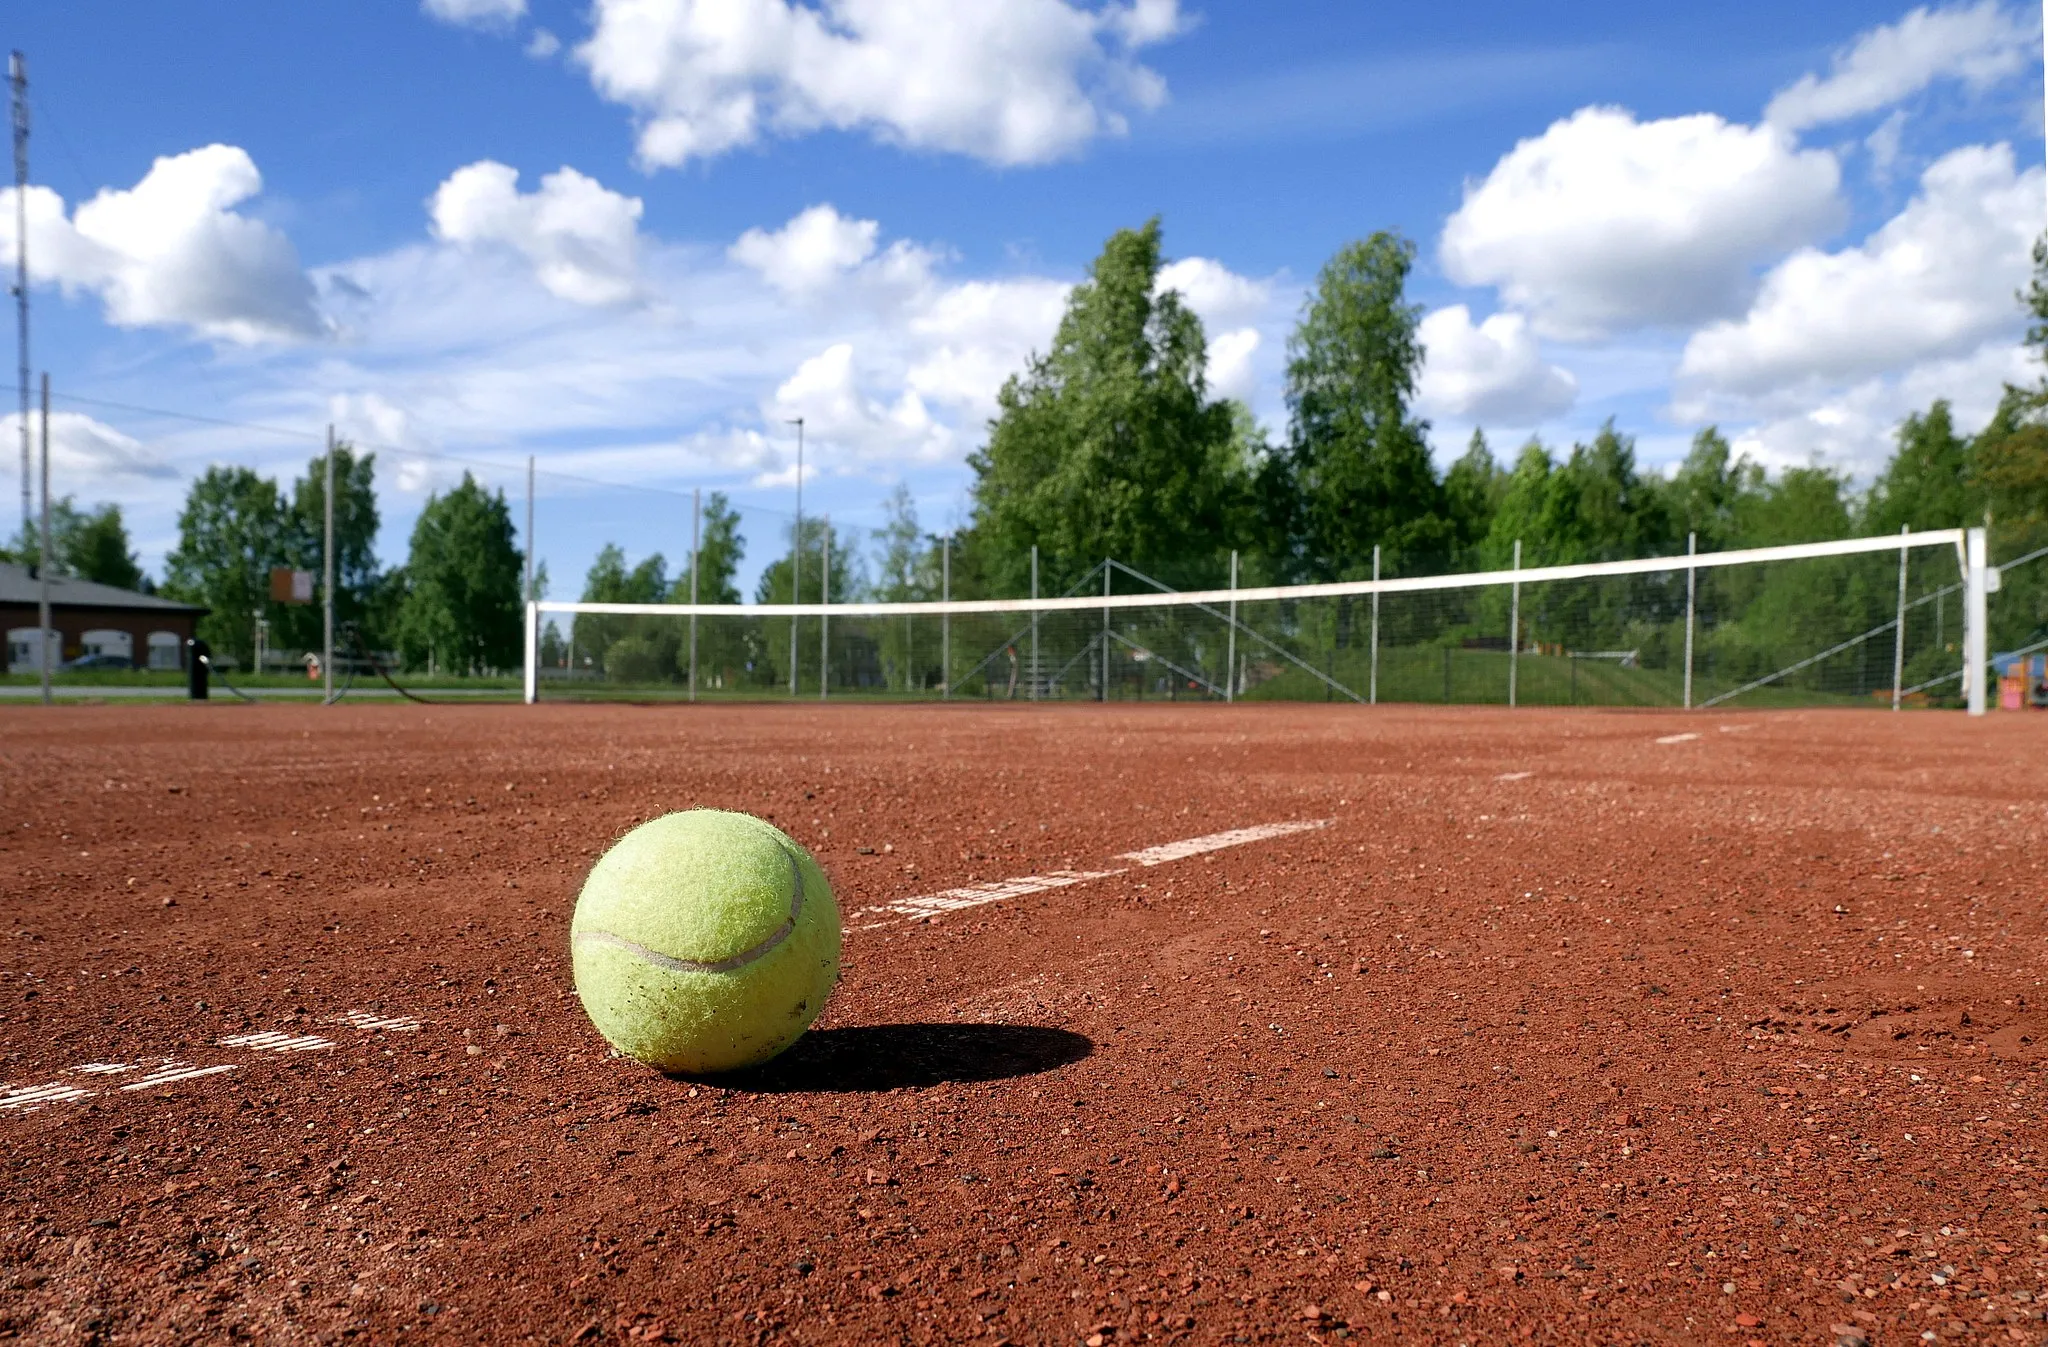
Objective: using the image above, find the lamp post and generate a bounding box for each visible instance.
[786,416,803,698]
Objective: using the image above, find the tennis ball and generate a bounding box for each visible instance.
[570,809,841,1074]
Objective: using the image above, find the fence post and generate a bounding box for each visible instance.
[1964,526,1988,716]
[1683,531,1696,710]
[1030,545,1039,702]
[1226,550,1238,704]
[820,516,830,701]
[1892,524,1907,711]
[1508,539,1522,708]
[689,486,699,704]
[1369,544,1380,706]
[941,534,951,699]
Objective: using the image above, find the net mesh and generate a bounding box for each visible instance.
[533,534,1980,708]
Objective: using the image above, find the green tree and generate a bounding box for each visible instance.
[1443,430,1504,561]
[967,217,1243,592]
[572,545,673,682]
[3,499,146,589]
[276,445,380,654]
[1662,428,1761,552]
[162,467,291,667]
[393,473,524,675]
[755,517,862,690]
[1863,401,1979,534]
[1279,233,1446,580]
[671,492,750,688]
[871,484,945,691]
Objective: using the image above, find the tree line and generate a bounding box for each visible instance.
[41,218,2048,683]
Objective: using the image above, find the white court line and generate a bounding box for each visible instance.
[1497,771,1533,782]
[218,1031,335,1053]
[329,1011,422,1033]
[120,1063,239,1091]
[1115,819,1330,867]
[72,1063,137,1075]
[1655,732,1701,745]
[857,818,1332,928]
[0,1083,97,1111]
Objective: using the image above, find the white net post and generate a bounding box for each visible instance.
[820,515,830,701]
[1369,544,1380,705]
[1102,560,1111,702]
[1225,550,1238,704]
[941,534,951,700]
[1683,532,1696,710]
[688,487,699,704]
[1965,526,1989,716]
[1508,539,1522,708]
[523,600,538,704]
[1891,525,1907,711]
[1030,545,1040,702]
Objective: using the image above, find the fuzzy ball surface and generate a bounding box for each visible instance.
[570,809,841,1074]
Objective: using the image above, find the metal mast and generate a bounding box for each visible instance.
[11,52,28,540]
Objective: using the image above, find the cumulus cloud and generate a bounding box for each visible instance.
[768,342,950,466]
[575,0,1186,169]
[1439,106,1842,339]
[1156,256,1270,330]
[429,161,645,305]
[904,276,1076,414]
[1678,143,2042,398]
[1205,328,1261,402]
[0,411,177,481]
[730,205,881,297]
[0,146,321,344]
[525,29,562,59]
[1416,305,1577,423]
[422,0,527,29]
[1765,1,2035,131]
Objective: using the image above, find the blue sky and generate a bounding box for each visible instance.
[4,0,2043,601]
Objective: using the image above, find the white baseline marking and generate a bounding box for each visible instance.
[219,1031,335,1053]
[1497,771,1533,782]
[858,818,1332,928]
[1655,733,1701,745]
[120,1063,238,1091]
[330,1011,423,1033]
[73,1063,137,1075]
[1,1082,98,1111]
[1116,819,1330,868]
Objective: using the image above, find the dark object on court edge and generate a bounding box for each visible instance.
[187,638,209,700]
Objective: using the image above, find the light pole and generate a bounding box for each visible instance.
[786,416,803,697]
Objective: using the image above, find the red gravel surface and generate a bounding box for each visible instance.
[2,703,2045,1346]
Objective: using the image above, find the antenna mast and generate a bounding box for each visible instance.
[10,52,27,542]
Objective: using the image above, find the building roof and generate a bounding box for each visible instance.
[0,562,207,614]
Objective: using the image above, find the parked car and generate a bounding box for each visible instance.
[61,652,135,671]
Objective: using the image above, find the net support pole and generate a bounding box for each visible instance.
[323,427,336,703]
[36,371,48,706]
[688,486,699,703]
[1030,545,1039,702]
[1226,550,1238,704]
[820,516,830,701]
[1508,539,1521,708]
[1892,524,1908,712]
[523,454,534,605]
[1102,559,1111,702]
[523,601,537,704]
[941,534,951,700]
[1369,545,1380,706]
[1683,531,1696,710]
[1964,525,1988,716]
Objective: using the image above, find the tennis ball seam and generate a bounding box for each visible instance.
[571,844,805,973]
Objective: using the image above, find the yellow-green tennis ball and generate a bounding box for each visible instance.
[570,809,841,1074]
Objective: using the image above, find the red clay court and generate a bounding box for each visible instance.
[2,703,2045,1346]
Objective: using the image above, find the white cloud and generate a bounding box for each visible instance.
[0,146,321,344]
[1765,1,2035,131]
[0,411,177,482]
[1156,256,1270,330]
[769,342,950,465]
[730,205,881,297]
[1439,106,1842,339]
[1865,109,1909,180]
[422,0,527,29]
[1206,327,1261,402]
[575,0,1186,169]
[1416,305,1577,423]
[904,276,1075,413]
[1677,143,2042,398]
[1726,339,2030,476]
[525,28,562,59]
[429,161,645,305]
